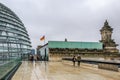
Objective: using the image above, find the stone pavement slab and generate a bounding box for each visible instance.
[12,61,120,80]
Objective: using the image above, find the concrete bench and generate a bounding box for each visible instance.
[98,63,118,71]
[62,58,120,72]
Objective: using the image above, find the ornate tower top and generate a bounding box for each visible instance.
[100,20,119,53]
[100,20,113,32]
[104,20,109,26]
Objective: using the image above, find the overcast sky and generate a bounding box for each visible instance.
[0,0,120,49]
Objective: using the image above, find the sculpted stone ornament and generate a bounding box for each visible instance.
[100,20,119,53]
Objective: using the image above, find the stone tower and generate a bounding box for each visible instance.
[100,20,119,53]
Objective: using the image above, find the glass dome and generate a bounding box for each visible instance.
[0,3,31,60]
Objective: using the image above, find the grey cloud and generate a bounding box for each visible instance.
[0,0,120,49]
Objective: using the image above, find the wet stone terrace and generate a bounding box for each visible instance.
[12,61,120,80]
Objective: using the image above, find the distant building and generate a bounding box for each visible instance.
[36,45,42,54]
[37,20,119,61]
[31,49,35,55]
[39,41,103,61]
[37,44,49,61]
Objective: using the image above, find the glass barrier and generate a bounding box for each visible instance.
[0,58,21,79]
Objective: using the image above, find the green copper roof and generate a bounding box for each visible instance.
[48,41,103,49]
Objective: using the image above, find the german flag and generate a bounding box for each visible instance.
[40,36,45,41]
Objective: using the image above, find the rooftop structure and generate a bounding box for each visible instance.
[0,3,31,60]
[48,41,103,49]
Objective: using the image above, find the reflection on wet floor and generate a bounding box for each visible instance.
[12,61,120,80]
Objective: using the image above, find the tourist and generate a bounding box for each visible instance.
[30,55,34,61]
[77,55,81,67]
[72,55,76,66]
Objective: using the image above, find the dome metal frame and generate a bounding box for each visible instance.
[0,3,31,63]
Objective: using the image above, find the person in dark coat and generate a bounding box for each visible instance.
[30,55,34,61]
[72,56,76,66]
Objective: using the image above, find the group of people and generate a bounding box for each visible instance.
[29,55,40,61]
[72,55,81,67]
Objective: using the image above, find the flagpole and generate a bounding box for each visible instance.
[44,36,45,45]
